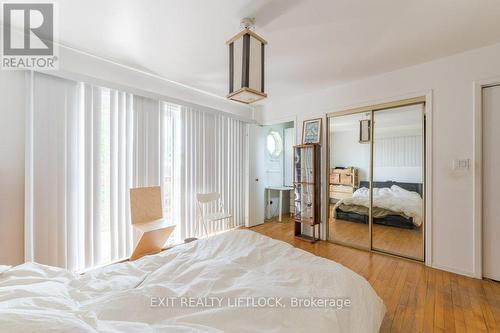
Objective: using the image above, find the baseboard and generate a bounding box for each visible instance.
[431,262,478,279]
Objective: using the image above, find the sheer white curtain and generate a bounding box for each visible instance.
[26,72,248,270]
[25,72,81,270]
[107,88,134,263]
[160,102,181,242]
[178,107,247,240]
[133,96,160,187]
[26,73,135,271]
[81,84,136,268]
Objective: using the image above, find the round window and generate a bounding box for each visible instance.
[266,130,283,158]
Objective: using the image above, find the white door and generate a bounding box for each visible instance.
[246,124,265,227]
[483,85,500,281]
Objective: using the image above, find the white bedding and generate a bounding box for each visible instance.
[335,185,423,226]
[0,230,385,333]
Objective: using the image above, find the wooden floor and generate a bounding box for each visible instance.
[249,218,500,333]
[329,217,423,259]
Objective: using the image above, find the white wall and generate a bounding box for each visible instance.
[331,130,371,182]
[258,42,500,277]
[331,129,423,184]
[0,71,25,265]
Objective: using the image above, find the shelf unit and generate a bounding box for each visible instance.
[293,144,321,242]
[329,167,359,204]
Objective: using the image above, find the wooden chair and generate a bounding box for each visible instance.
[196,193,232,237]
[129,186,176,260]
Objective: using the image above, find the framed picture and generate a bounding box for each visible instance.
[302,118,322,144]
[359,119,370,143]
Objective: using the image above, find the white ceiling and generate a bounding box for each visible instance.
[49,0,500,103]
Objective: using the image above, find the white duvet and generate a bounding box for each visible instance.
[336,185,423,227]
[0,230,385,333]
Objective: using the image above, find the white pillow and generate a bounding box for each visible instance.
[353,187,368,197]
[391,185,420,198]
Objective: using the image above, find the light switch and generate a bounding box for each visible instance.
[452,159,470,170]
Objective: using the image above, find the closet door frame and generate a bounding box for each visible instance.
[326,96,428,262]
[473,78,500,279]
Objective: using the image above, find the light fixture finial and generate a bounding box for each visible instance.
[240,17,255,30]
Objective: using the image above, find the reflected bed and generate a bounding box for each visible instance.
[332,181,423,229]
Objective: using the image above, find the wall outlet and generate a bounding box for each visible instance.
[266,197,279,219]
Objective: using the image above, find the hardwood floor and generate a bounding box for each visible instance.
[329,217,423,259]
[248,218,500,333]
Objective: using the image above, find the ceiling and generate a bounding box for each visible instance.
[48,0,500,103]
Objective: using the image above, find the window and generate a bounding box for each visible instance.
[27,72,248,271]
[161,102,181,244]
[266,130,283,158]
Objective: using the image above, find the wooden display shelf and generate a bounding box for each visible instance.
[294,222,320,243]
[293,143,321,243]
[295,233,317,243]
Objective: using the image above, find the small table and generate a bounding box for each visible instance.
[266,186,294,222]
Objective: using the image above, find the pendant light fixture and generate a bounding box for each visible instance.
[359,113,371,143]
[226,18,267,104]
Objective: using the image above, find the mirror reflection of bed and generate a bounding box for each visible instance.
[328,104,425,260]
[329,181,423,258]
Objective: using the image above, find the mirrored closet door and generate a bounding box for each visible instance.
[328,113,371,249]
[372,105,424,260]
[327,99,425,261]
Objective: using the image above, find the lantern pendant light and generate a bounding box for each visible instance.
[226,18,267,104]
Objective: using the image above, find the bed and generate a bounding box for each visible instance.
[333,181,423,229]
[0,230,385,332]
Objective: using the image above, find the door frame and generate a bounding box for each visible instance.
[257,115,297,222]
[472,77,500,279]
[325,91,433,265]
[260,115,298,130]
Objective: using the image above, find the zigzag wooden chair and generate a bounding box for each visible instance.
[129,186,176,260]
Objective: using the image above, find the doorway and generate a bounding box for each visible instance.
[263,121,295,222]
[482,84,500,281]
[246,120,295,228]
[327,97,426,261]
